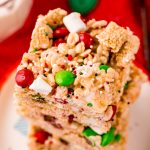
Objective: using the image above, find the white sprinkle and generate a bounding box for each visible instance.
[52,64,57,67]
[99,91,103,94]
[44,68,49,72]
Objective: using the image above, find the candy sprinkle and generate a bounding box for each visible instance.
[87,103,93,107]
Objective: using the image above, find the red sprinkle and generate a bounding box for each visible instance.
[73,70,76,74]
[68,55,73,61]
[61,65,65,69]
[49,141,53,145]
[75,96,78,99]
[53,38,65,46]
[79,32,93,49]
[27,59,32,63]
[45,63,49,68]
[15,69,34,88]
[84,54,89,58]
[53,27,69,38]
[34,130,50,144]
[68,114,74,123]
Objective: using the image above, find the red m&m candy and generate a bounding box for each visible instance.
[53,27,69,38]
[79,32,93,49]
[15,68,34,87]
[34,130,50,144]
[53,38,66,46]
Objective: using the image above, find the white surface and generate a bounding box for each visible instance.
[0,72,150,150]
[29,77,52,95]
[0,0,33,42]
[63,12,86,33]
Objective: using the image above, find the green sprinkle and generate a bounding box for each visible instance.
[82,127,98,137]
[55,70,75,86]
[32,48,37,53]
[45,32,49,36]
[124,82,129,89]
[87,103,93,107]
[99,65,109,71]
[114,134,121,142]
[79,72,83,75]
[101,127,115,147]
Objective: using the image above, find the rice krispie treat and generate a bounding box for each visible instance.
[14,8,147,149]
[28,83,132,150]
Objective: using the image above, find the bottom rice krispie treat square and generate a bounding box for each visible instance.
[28,97,128,150]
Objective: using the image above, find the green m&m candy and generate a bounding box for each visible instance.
[69,0,98,15]
[101,127,115,147]
[82,127,98,137]
[55,70,75,86]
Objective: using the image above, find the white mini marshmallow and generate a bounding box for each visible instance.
[29,77,52,95]
[63,12,86,33]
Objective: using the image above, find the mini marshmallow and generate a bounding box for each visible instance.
[63,12,86,33]
[29,77,52,95]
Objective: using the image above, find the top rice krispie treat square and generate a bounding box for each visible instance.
[14,8,147,135]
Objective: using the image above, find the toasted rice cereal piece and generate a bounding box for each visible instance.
[68,49,76,57]
[75,42,85,54]
[87,19,107,29]
[67,33,79,47]
[58,43,69,55]
[41,49,60,68]
[44,8,67,27]
[80,49,91,57]
[30,23,53,50]
[96,22,128,53]
[47,74,56,86]
[52,65,62,74]
[90,28,105,37]
[92,54,101,63]
[114,35,140,67]
[97,44,109,64]
[103,105,114,121]
[55,86,68,99]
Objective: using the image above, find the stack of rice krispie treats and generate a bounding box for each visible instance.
[14,8,147,150]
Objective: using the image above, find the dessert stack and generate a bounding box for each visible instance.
[14,8,147,150]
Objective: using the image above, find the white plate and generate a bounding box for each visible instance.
[0,72,150,150]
